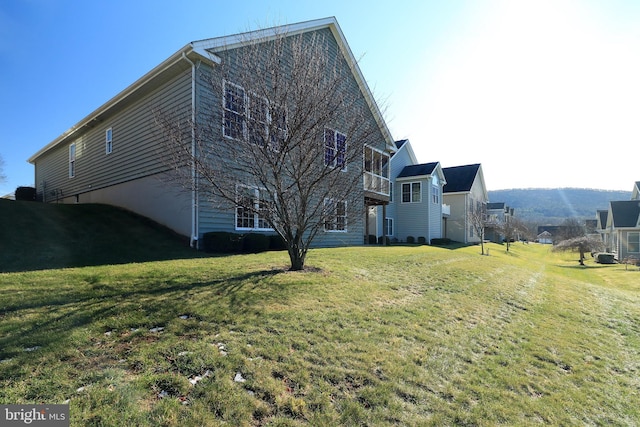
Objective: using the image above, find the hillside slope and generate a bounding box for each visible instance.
[0,200,199,272]
[488,188,631,224]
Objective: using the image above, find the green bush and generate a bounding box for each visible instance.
[431,238,452,246]
[367,235,377,244]
[417,236,427,244]
[201,232,243,253]
[15,186,36,201]
[242,233,270,253]
[406,236,415,244]
[269,234,287,250]
[377,236,390,245]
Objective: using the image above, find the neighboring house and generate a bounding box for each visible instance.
[442,164,488,244]
[595,209,610,250]
[600,199,640,261]
[485,202,515,243]
[536,230,553,244]
[27,17,394,248]
[369,139,448,244]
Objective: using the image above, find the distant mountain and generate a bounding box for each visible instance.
[488,188,632,225]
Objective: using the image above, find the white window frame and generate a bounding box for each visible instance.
[324,128,347,171]
[385,217,394,236]
[105,128,113,154]
[432,185,440,204]
[69,143,76,178]
[223,80,246,140]
[235,185,274,231]
[324,198,347,232]
[628,232,640,253]
[223,80,287,147]
[401,182,421,203]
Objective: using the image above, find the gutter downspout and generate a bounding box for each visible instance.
[183,51,198,249]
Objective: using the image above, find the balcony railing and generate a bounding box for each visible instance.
[364,172,390,197]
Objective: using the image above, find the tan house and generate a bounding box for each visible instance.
[442,164,489,244]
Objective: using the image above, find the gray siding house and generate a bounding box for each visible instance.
[28,17,393,248]
[598,182,640,261]
[371,139,447,243]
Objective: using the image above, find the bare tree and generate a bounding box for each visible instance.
[0,154,6,184]
[154,28,385,270]
[468,200,488,255]
[497,217,528,252]
[560,217,585,241]
[553,236,604,266]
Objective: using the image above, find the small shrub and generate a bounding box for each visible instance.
[368,235,377,244]
[242,233,270,253]
[417,236,427,244]
[269,234,287,250]
[377,236,390,245]
[406,236,415,244]
[431,238,452,246]
[15,186,36,201]
[201,232,243,253]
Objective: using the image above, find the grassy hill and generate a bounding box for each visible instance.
[0,200,199,272]
[1,212,639,426]
[488,188,631,224]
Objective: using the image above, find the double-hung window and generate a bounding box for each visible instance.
[324,198,347,232]
[628,232,640,253]
[384,217,394,236]
[224,81,287,147]
[401,182,421,203]
[223,81,246,140]
[69,143,76,178]
[105,128,113,154]
[324,128,347,170]
[236,186,273,231]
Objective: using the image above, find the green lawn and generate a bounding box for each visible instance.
[1,238,639,426]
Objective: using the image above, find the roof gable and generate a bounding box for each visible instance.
[442,164,481,193]
[610,201,640,228]
[397,162,439,179]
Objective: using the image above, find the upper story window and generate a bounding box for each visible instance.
[105,128,113,154]
[69,143,76,178]
[324,128,347,170]
[432,185,440,204]
[401,182,421,203]
[223,81,246,140]
[224,80,287,147]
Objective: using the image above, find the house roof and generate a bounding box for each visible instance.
[395,140,407,150]
[597,209,608,229]
[397,162,439,179]
[29,17,395,163]
[442,164,481,193]
[610,200,640,228]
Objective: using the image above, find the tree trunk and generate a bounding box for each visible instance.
[287,238,307,271]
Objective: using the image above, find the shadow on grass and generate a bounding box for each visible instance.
[0,268,285,361]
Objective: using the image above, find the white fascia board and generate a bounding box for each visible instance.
[28,45,214,164]
[396,174,431,181]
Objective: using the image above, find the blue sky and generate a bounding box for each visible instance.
[1,0,639,196]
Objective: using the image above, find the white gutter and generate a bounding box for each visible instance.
[182,52,198,249]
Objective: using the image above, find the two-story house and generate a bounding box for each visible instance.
[369,140,447,244]
[442,164,488,244]
[598,181,640,260]
[27,17,393,248]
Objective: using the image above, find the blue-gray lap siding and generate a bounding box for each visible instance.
[33,67,194,234]
[194,28,383,247]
